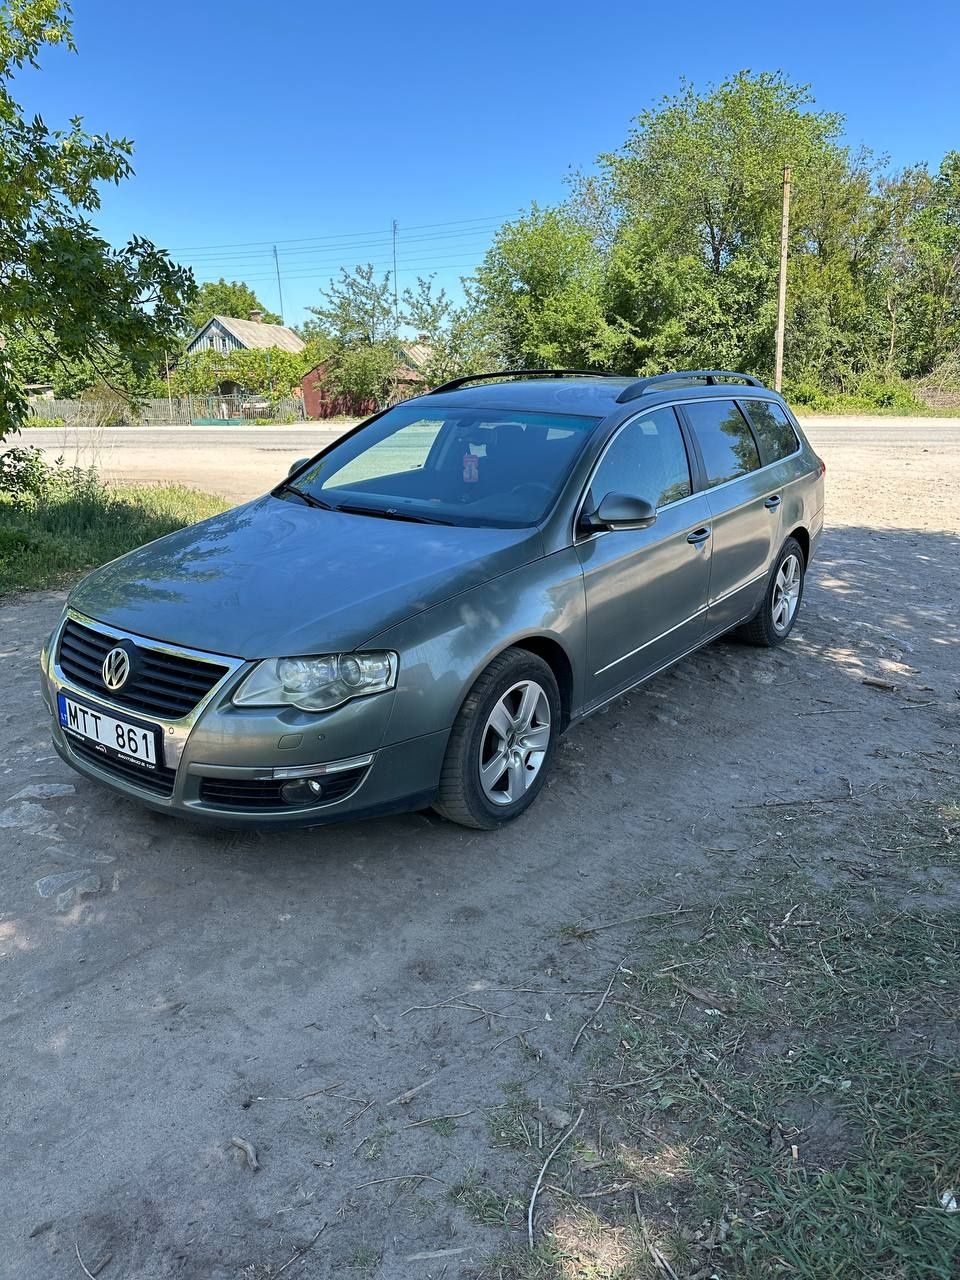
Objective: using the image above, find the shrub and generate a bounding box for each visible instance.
[784,374,926,415]
[782,378,831,411]
[0,478,227,594]
[25,415,66,428]
[0,446,99,510]
[78,384,132,426]
[853,377,925,413]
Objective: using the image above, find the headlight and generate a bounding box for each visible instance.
[233,652,398,712]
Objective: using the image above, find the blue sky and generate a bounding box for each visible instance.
[15,0,960,327]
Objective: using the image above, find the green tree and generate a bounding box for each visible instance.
[325,344,398,409]
[400,276,498,386]
[475,71,960,397]
[473,205,614,368]
[168,347,307,397]
[305,265,399,406]
[589,71,879,381]
[185,279,280,334]
[0,0,195,439]
[6,328,167,398]
[308,264,396,347]
[879,153,960,378]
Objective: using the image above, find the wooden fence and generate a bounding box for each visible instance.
[26,395,306,426]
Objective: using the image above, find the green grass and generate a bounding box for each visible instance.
[0,482,228,595]
[456,792,960,1279]
[345,1244,382,1273]
[488,1083,539,1151]
[784,375,960,416]
[480,1225,648,1280]
[795,398,960,417]
[450,1171,522,1228]
[584,878,960,1278]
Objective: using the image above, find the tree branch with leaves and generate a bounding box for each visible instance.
[0,0,196,441]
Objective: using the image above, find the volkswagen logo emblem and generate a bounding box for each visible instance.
[102,645,132,691]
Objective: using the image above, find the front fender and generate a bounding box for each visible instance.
[366,548,586,747]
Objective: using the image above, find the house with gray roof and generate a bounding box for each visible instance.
[185,313,305,357]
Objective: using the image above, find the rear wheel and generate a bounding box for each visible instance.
[738,536,805,647]
[434,648,560,829]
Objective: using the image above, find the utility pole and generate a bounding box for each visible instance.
[164,352,173,421]
[391,219,400,328]
[774,165,792,392]
[273,245,285,325]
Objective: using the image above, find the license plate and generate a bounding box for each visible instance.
[58,693,162,771]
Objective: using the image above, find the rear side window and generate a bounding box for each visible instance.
[683,400,761,488]
[589,406,692,510]
[741,399,799,464]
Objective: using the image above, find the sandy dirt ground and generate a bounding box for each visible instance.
[1,422,958,1278]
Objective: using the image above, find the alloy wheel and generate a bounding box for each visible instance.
[771,553,802,632]
[478,680,552,805]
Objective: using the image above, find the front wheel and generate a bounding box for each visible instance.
[738,537,806,646]
[433,648,561,829]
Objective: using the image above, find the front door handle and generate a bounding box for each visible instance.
[687,527,711,546]
[764,494,782,510]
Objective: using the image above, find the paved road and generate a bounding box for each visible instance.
[15,416,960,502]
[16,423,354,501]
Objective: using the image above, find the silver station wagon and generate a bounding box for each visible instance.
[41,369,825,829]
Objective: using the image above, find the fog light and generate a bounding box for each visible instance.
[279,778,326,805]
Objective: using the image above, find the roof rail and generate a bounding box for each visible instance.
[616,369,765,404]
[428,369,624,396]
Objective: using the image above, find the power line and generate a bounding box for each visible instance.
[169,213,510,254]
[195,247,490,274]
[193,254,488,286]
[180,226,502,267]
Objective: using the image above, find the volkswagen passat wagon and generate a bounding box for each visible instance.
[41,370,824,829]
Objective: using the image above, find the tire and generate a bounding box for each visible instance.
[433,647,561,830]
[737,536,806,647]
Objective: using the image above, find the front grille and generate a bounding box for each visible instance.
[199,767,366,811]
[58,618,230,720]
[68,738,177,797]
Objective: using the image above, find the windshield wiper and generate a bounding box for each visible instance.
[277,483,335,510]
[336,503,453,526]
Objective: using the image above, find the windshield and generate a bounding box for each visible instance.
[286,403,601,528]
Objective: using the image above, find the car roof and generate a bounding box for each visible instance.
[421,375,786,418]
[424,377,635,415]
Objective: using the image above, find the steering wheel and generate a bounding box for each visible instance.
[509,481,552,501]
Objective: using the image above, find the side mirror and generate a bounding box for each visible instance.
[581,491,658,532]
[288,457,310,477]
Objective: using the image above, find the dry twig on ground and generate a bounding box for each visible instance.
[527,1107,585,1248]
[273,1224,327,1277]
[572,956,628,1053]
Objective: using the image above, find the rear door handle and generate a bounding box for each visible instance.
[764,494,782,510]
[687,527,711,546]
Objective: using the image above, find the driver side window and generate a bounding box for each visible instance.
[589,407,692,510]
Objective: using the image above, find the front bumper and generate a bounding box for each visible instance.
[41,610,448,828]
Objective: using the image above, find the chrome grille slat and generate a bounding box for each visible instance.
[58,646,102,675]
[57,618,230,720]
[131,669,212,694]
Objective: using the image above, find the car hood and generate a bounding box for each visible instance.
[69,495,543,659]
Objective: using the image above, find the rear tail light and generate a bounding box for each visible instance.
[816,456,826,477]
